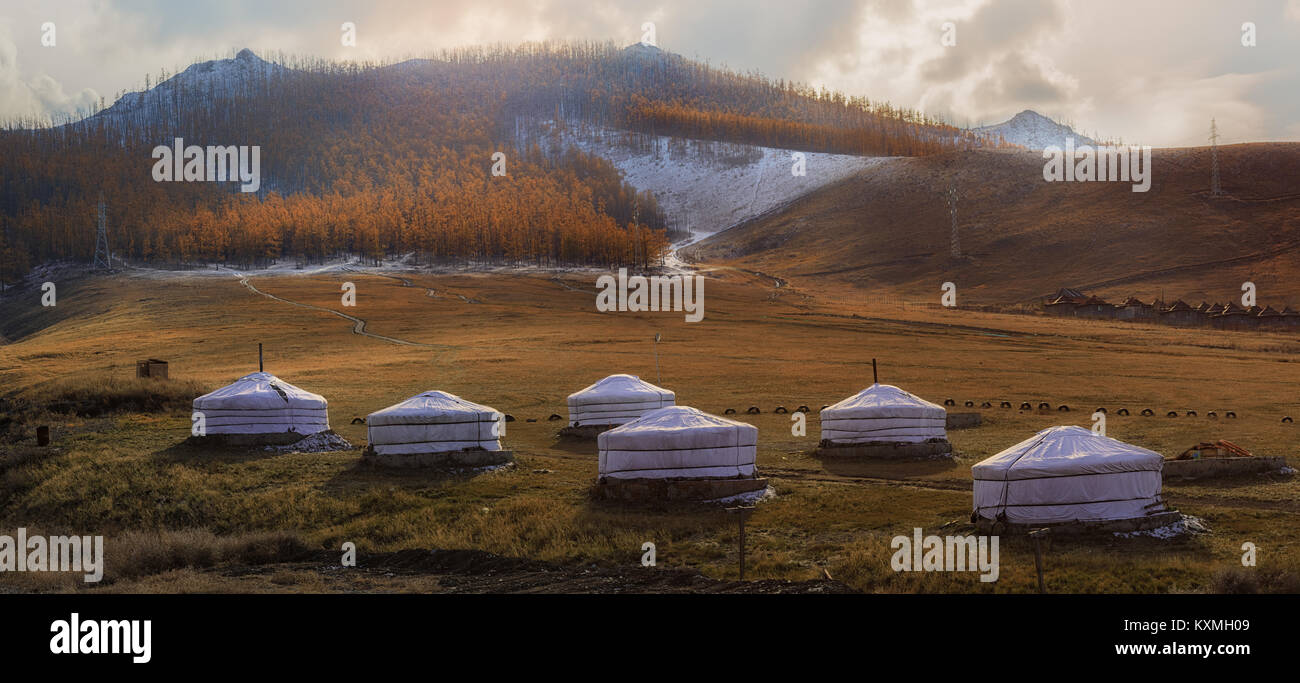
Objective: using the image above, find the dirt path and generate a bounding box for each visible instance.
[235,273,451,349]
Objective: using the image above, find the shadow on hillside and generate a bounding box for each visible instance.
[816,456,963,480]
[152,438,292,465]
[317,459,511,494]
[549,435,599,456]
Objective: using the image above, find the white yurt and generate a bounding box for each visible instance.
[598,406,756,481]
[192,372,329,438]
[366,390,503,456]
[819,383,947,444]
[567,374,675,427]
[972,426,1165,525]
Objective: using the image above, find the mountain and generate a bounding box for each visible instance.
[0,42,1001,280]
[685,143,1300,305]
[95,48,284,124]
[972,110,1096,150]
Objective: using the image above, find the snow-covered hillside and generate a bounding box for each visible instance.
[551,126,892,238]
[94,48,283,124]
[971,110,1095,150]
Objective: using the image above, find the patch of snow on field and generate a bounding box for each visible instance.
[265,431,354,453]
[554,126,893,237]
[1114,514,1209,539]
[709,485,776,506]
[1279,466,1297,475]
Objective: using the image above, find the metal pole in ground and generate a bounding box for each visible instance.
[653,333,661,384]
[1030,528,1049,593]
[726,505,755,580]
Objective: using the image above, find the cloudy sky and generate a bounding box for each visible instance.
[3,0,1299,146]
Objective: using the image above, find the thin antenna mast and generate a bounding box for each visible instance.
[1209,118,1223,197]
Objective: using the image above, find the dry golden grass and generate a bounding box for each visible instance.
[0,267,1297,593]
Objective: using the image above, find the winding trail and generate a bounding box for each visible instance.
[235,273,451,349]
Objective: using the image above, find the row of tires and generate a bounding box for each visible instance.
[940,398,1259,419]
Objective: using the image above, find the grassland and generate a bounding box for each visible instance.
[1,266,1297,593]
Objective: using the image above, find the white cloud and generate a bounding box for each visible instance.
[2,0,1298,145]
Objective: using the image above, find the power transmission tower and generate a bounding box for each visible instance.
[1209,118,1222,197]
[947,187,961,258]
[92,194,113,271]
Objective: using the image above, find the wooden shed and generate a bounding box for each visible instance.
[136,359,169,379]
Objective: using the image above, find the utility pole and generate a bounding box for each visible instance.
[946,187,961,258]
[1209,118,1223,197]
[92,193,113,271]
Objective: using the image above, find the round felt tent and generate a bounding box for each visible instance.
[819,383,947,444]
[192,371,329,441]
[597,406,757,482]
[567,374,675,428]
[972,426,1166,526]
[364,390,508,467]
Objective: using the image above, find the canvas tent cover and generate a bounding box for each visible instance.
[367,390,503,455]
[567,374,675,427]
[819,383,946,444]
[598,406,756,480]
[971,426,1164,524]
[192,371,329,435]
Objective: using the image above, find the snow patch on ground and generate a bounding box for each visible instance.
[1279,466,1297,475]
[709,485,776,506]
[265,431,355,453]
[552,126,894,237]
[1114,514,1210,539]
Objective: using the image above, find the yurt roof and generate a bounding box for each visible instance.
[823,383,945,418]
[367,390,500,427]
[598,406,754,447]
[193,372,326,411]
[568,374,674,403]
[971,426,1162,481]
